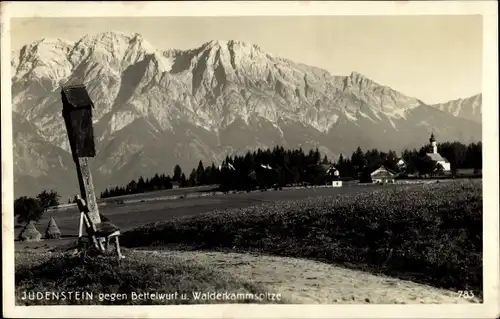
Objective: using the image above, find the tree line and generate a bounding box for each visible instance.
[12,141,482,224]
[99,141,482,198]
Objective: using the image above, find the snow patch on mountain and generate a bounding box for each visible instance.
[10,31,482,197]
[357,110,377,123]
[431,94,482,123]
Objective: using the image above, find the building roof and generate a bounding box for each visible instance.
[371,171,395,179]
[370,165,396,178]
[61,85,94,108]
[397,158,407,165]
[426,153,449,163]
[326,165,338,174]
[308,164,339,175]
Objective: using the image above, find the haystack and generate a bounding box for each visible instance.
[45,216,61,239]
[18,221,42,242]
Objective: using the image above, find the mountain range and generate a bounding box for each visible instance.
[10,32,482,198]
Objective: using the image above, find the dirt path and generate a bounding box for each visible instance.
[15,242,481,304]
[149,250,480,304]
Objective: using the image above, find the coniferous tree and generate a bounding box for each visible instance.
[137,176,146,193]
[204,165,213,185]
[127,180,138,193]
[189,169,197,187]
[351,147,366,177]
[173,165,183,182]
[384,150,399,172]
[210,163,218,183]
[321,155,329,164]
[196,161,205,185]
[179,173,187,187]
[313,147,321,164]
[166,175,173,189]
[97,140,481,197]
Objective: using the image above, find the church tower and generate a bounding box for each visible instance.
[429,132,437,154]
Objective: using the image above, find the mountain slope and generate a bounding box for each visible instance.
[12,112,76,199]
[430,94,482,123]
[11,32,482,198]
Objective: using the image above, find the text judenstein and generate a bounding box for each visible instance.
[20,291,94,301]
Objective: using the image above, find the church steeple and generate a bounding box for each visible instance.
[429,132,437,154]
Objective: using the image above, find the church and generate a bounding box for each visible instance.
[426,133,451,171]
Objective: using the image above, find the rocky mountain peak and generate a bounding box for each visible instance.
[78,31,143,44]
[347,71,380,87]
[10,32,482,198]
[201,39,256,49]
[431,93,482,123]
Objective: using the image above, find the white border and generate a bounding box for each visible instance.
[1,1,499,318]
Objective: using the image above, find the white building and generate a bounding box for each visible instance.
[370,165,396,184]
[326,164,340,178]
[426,133,451,171]
[326,164,342,186]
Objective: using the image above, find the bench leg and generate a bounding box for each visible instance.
[115,236,124,259]
[78,212,84,238]
[89,235,100,251]
[97,237,106,252]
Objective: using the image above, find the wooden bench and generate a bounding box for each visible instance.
[75,195,124,260]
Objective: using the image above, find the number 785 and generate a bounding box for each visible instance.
[458,290,475,299]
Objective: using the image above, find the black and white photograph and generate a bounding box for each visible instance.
[2,1,499,318]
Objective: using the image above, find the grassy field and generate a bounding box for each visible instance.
[16,185,397,240]
[97,185,220,203]
[122,180,482,296]
[15,249,284,305]
[14,180,482,305]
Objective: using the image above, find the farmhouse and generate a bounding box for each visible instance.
[426,133,451,171]
[326,164,340,178]
[370,165,396,184]
[313,163,340,180]
[326,164,342,187]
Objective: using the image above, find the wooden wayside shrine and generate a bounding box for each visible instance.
[61,84,123,259]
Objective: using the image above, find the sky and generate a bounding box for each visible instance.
[11,15,483,104]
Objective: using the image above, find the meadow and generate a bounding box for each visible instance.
[15,249,282,305]
[121,180,483,295]
[15,180,482,304]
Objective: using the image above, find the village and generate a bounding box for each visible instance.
[15,85,482,247]
[7,7,488,312]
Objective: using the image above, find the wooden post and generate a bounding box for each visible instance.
[61,85,125,259]
[61,85,101,227]
[74,157,100,226]
[75,195,101,251]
